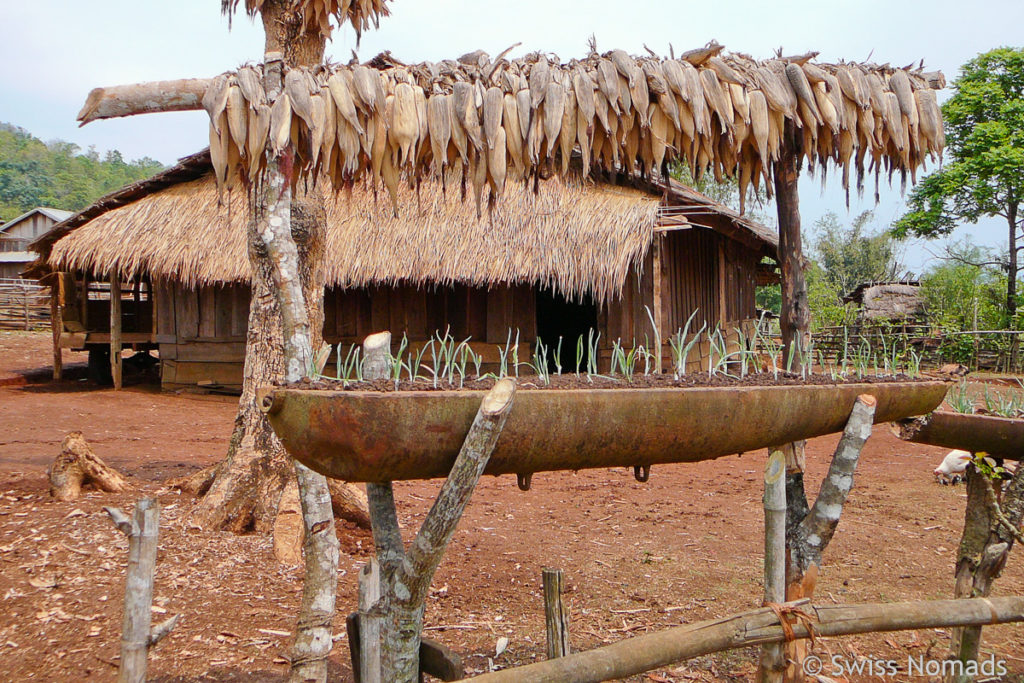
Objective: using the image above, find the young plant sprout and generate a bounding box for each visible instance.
[533,337,550,386]
[669,310,704,379]
[947,381,974,414]
[575,335,584,377]
[554,336,563,376]
[644,305,662,373]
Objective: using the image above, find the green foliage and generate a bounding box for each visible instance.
[893,48,1024,240]
[920,240,1011,330]
[812,210,903,295]
[0,123,164,220]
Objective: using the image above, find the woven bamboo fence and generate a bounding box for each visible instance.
[0,278,50,330]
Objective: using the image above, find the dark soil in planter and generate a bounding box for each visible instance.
[284,371,932,392]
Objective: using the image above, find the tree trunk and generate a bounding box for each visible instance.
[772,128,813,682]
[773,124,809,373]
[190,1,366,546]
[1006,202,1018,371]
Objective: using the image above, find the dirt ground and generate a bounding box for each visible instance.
[1,330,1022,682]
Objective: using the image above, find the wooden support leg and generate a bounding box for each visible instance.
[783,395,877,681]
[759,450,786,682]
[50,280,63,381]
[543,568,570,659]
[110,276,122,390]
[360,330,515,683]
[104,499,178,683]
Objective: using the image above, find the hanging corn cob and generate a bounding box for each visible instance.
[198,46,945,215]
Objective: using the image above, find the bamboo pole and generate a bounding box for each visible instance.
[110,275,122,390]
[465,596,1024,683]
[542,568,570,659]
[759,450,786,682]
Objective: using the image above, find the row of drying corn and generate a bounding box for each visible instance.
[204,46,945,215]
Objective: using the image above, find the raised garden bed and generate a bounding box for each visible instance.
[262,376,950,482]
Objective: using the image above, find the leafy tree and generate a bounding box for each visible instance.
[812,210,903,295]
[0,123,164,221]
[892,47,1024,332]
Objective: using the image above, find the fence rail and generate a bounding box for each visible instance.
[0,278,50,330]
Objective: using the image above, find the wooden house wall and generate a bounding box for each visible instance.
[155,279,250,390]
[139,228,762,390]
[598,227,760,372]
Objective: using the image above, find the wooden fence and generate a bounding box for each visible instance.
[0,278,50,330]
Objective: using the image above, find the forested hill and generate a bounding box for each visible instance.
[0,123,165,222]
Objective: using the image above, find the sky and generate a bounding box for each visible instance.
[2,0,1022,273]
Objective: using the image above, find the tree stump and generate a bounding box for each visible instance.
[48,432,128,501]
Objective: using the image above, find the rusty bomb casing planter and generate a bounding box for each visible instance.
[896,411,1024,460]
[261,380,950,482]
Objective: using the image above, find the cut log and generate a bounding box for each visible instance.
[328,477,371,528]
[77,79,210,125]
[48,432,128,501]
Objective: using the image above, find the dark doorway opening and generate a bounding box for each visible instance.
[535,287,599,372]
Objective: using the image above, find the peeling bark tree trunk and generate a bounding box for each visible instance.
[949,464,1024,682]
[189,2,366,548]
[49,431,128,501]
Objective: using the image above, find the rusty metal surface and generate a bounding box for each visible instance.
[264,381,950,482]
[896,411,1024,460]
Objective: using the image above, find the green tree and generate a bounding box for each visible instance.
[0,123,164,220]
[812,210,902,295]
[892,47,1024,333]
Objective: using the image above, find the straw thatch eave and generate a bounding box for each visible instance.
[37,151,775,303]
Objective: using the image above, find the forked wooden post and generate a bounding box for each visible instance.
[104,498,178,683]
[109,275,122,390]
[361,332,516,682]
[543,568,570,659]
[759,450,786,682]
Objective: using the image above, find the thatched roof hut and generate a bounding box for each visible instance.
[32,150,777,390]
[843,281,924,321]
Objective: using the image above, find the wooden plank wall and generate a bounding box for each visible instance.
[323,283,536,346]
[157,280,249,390]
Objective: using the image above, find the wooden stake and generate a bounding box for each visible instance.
[50,277,63,381]
[361,331,393,683]
[104,499,177,683]
[358,559,382,683]
[470,595,1024,683]
[759,450,786,682]
[543,568,570,659]
[110,275,122,390]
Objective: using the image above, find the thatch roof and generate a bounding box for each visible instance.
[32,150,776,303]
[844,281,924,321]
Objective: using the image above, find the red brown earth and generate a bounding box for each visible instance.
[0,330,1022,682]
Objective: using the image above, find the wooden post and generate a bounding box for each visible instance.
[21,280,30,331]
[950,464,1024,680]
[773,129,810,371]
[543,568,570,659]
[759,450,786,682]
[51,277,63,381]
[358,559,382,683]
[469,596,1024,683]
[361,331,393,683]
[361,336,515,683]
[104,499,177,683]
[80,273,89,329]
[110,275,122,390]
